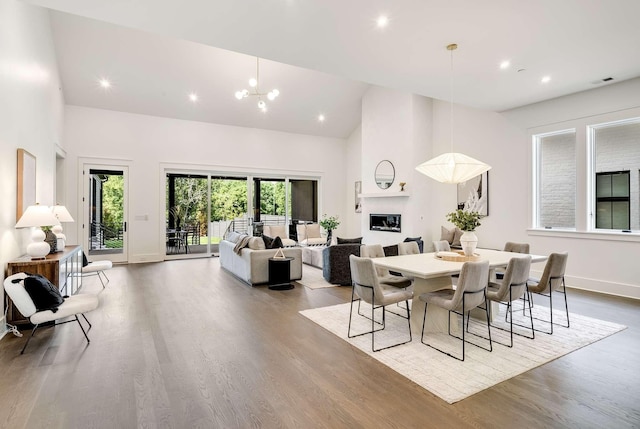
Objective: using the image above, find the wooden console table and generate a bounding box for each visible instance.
[5,245,83,326]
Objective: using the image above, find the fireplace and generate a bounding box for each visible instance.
[369,214,401,233]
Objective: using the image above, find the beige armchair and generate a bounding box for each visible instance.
[262,225,296,247]
[296,223,326,246]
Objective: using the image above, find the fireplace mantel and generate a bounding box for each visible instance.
[358,192,410,198]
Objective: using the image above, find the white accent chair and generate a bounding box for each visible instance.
[262,225,297,247]
[296,223,326,246]
[82,255,113,288]
[4,272,99,354]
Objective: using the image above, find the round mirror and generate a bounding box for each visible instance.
[375,160,395,189]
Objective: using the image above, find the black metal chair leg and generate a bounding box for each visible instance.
[81,314,93,330]
[75,315,90,343]
[20,324,39,354]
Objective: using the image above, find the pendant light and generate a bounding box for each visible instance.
[415,44,491,184]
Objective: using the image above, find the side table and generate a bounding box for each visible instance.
[268,257,295,290]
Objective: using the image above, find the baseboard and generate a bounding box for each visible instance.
[529,269,640,300]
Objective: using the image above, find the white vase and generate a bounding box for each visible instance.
[460,230,478,256]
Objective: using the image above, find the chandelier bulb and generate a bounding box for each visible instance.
[267,91,275,101]
[257,99,266,109]
[235,91,243,100]
[249,78,257,88]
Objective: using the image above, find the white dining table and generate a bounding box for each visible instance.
[372,248,547,334]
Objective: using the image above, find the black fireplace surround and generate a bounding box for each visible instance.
[370,214,401,233]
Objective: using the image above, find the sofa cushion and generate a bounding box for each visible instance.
[248,236,266,250]
[226,230,242,244]
[337,237,362,244]
[452,228,464,247]
[306,223,321,238]
[263,235,283,249]
[440,226,455,244]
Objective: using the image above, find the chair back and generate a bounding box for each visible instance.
[349,255,385,305]
[263,225,288,240]
[494,256,532,301]
[398,241,419,255]
[504,242,530,254]
[3,273,37,318]
[360,244,390,277]
[531,252,568,294]
[451,260,490,312]
[433,240,451,252]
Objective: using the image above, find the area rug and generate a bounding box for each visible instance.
[300,302,626,403]
[296,266,337,289]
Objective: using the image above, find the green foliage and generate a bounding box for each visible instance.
[446,209,481,231]
[103,175,123,230]
[210,179,247,221]
[319,214,340,231]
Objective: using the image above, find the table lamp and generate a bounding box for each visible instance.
[15,204,60,259]
[51,204,74,250]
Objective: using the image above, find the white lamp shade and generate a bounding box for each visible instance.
[16,204,60,228]
[415,152,491,184]
[51,205,74,223]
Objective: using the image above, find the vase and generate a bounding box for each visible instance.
[460,230,478,256]
[326,229,333,246]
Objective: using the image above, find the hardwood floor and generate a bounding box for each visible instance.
[1,258,639,428]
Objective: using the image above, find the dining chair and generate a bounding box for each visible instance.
[398,241,420,255]
[419,260,492,361]
[486,255,534,347]
[348,255,413,352]
[526,252,569,334]
[432,240,451,252]
[360,244,412,289]
[495,241,530,280]
[4,272,99,354]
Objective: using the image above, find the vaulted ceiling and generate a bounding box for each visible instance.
[24,0,640,138]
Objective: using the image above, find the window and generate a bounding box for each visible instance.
[595,172,630,229]
[533,130,576,229]
[591,118,640,231]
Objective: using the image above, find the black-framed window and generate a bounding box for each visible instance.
[595,171,630,230]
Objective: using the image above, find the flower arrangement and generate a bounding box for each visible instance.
[446,209,481,232]
[319,214,340,231]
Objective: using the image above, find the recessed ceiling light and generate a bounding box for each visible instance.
[318,114,325,122]
[499,60,510,70]
[541,75,551,83]
[99,78,111,89]
[189,93,198,102]
[376,15,389,28]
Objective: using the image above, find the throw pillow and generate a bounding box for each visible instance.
[262,234,275,248]
[23,273,64,313]
[247,236,266,250]
[452,227,464,247]
[337,237,362,244]
[440,226,455,244]
[226,231,242,244]
[271,236,284,249]
[306,223,321,238]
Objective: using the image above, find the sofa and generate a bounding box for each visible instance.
[219,237,302,286]
[322,243,361,285]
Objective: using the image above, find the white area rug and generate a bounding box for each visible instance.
[296,266,337,289]
[300,301,626,403]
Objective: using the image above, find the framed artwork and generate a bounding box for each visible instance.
[355,181,362,213]
[457,171,488,216]
[17,148,36,222]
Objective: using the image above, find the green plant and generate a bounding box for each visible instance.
[446,209,481,231]
[319,214,340,231]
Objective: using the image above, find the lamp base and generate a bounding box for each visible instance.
[27,241,50,260]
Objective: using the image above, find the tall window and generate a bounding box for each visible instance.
[534,130,576,229]
[591,119,640,231]
[595,172,630,229]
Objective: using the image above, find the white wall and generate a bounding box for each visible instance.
[62,106,349,262]
[0,0,64,332]
[344,125,362,237]
[359,86,433,246]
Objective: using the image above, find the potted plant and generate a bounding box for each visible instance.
[446,209,482,256]
[319,214,340,245]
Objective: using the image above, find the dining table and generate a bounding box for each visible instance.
[372,248,547,335]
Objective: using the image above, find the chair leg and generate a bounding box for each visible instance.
[562,278,570,328]
[81,314,93,331]
[75,315,90,344]
[20,324,40,354]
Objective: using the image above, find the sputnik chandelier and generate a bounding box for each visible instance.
[235,57,279,112]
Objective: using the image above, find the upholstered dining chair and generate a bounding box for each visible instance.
[527,252,569,334]
[398,241,420,255]
[504,242,530,254]
[419,260,492,361]
[486,255,533,347]
[4,272,99,354]
[348,255,413,352]
[432,240,452,252]
[360,244,412,289]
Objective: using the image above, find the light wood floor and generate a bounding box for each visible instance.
[1,258,639,428]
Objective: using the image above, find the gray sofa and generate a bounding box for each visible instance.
[219,239,302,286]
